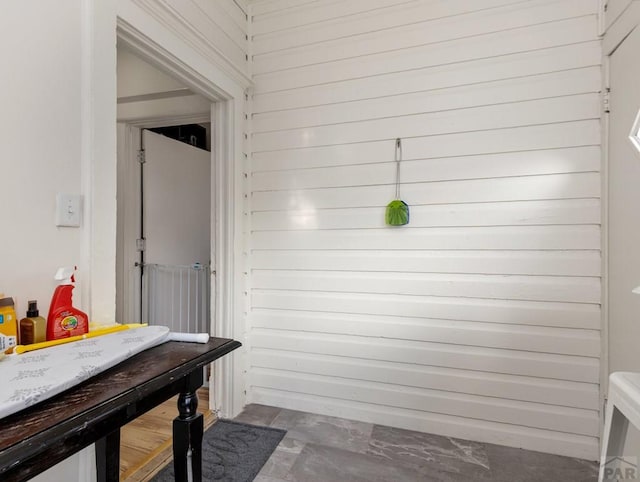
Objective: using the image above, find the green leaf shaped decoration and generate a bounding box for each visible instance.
[385,199,409,226]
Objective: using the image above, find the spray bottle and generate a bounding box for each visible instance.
[46,267,89,341]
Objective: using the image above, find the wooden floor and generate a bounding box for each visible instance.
[120,388,214,482]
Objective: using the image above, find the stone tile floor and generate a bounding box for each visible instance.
[234,404,599,482]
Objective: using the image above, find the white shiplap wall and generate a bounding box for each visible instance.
[186,0,248,74]
[134,0,250,79]
[247,0,602,459]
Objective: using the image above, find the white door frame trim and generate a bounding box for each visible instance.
[601,8,640,430]
[600,52,610,426]
[116,18,247,418]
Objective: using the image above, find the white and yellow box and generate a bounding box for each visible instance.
[0,297,18,353]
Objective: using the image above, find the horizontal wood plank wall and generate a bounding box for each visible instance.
[161,0,249,76]
[247,0,602,459]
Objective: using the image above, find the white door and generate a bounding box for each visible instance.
[143,130,211,332]
[608,26,640,374]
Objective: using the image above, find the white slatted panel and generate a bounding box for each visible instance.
[251,271,601,304]
[251,250,601,276]
[252,199,601,230]
[248,0,602,459]
[253,68,601,132]
[162,0,249,75]
[251,313,600,357]
[252,349,599,408]
[253,42,601,112]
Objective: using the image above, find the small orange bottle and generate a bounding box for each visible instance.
[20,300,47,345]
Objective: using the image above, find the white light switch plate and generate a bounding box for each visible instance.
[55,193,82,227]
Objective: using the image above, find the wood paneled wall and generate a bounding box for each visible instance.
[247,0,602,459]
[158,0,249,77]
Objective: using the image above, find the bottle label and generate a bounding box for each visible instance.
[21,323,35,345]
[0,334,16,350]
[61,316,78,331]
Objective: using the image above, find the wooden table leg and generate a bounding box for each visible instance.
[173,369,204,482]
[96,429,121,482]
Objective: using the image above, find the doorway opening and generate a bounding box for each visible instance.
[116,44,214,338]
[136,127,212,335]
[116,17,247,423]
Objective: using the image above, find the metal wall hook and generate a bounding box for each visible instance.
[395,138,402,199]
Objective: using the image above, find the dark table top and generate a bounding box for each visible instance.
[0,337,241,481]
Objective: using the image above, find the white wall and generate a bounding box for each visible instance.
[0,0,249,480]
[118,46,186,97]
[116,47,211,123]
[0,1,115,480]
[247,0,602,459]
[603,0,640,463]
[0,0,86,325]
[0,0,248,382]
[605,0,634,30]
[0,0,119,346]
[118,0,250,89]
